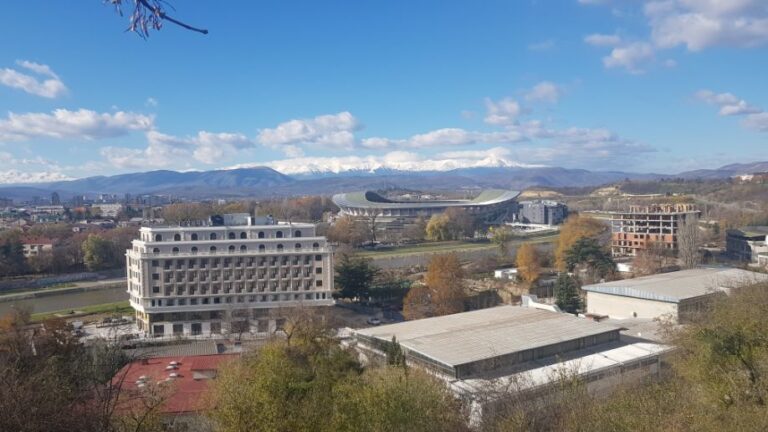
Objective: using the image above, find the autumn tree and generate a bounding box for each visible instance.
[82,234,116,271]
[554,214,608,270]
[444,207,475,239]
[489,226,514,257]
[402,284,432,321]
[425,214,452,241]
[403,217,427,242]
[633,240,674,276]
[161,202,213,225]
[424,253,466,317]
[327,215,370,247]
[515,242,541,283]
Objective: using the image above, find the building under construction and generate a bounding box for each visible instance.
[609,203,700,257]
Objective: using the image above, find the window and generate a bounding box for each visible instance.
[191,323,202,335]
[152,273,159,280]
[240,232,247,239]
[174,234,181,241]
[277,244,284,251]
[153,325,165,335]
[315,267,322,274]
[258,231,265,239]
[295,243,302,249]
[312,242,319,249]
[152,286,160,293]
[315,254,322,261]
[316,280,323,287]
[294,230,302,238]
[152,260,159,266]
[155,234,162,242]
[173,324,183,335]
[172,247,179,254]
[210,233,217,240]
[228,232,236,239]
[191,246,198,254]
[228,245,236,253]
[210,246,217,252]
[276,231,283,238]
[259,245,265,252]
[153,248,160,253]
[240,245,247,252]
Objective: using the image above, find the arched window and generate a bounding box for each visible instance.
[276,231,283,238]
[191,247,198,254]
[258,231,265,239]
[191,233,198,241]
[172,247,179,254]
[228,245,236,253]
[240,245,247,252]
[155,234,162,242]
[312,242,320,249]
[294,230,302,238]
[210,246,217,252]
[240,232,247,239]
[228,232,236,240]
[295,243,302,249]
[152,248,160,253]
[277,244,284,251]
[210,233,217,240]
[258,245,265,252]
[174,234,181,241]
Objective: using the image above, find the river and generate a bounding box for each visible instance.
[0,285,129,316]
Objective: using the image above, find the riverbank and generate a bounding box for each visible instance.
[30,300,132,322]
[0,278,126,303]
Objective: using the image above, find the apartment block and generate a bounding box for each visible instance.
[125,214,334,337]
[609,203,700,257]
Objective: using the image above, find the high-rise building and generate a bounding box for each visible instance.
[125,214,334,337]
[51,192,61,205]
[609,203,700,257]
[517,200,568,225]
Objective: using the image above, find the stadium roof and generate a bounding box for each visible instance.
[355,306,620,368]
[332,189,520,210]
[582,267,768,303]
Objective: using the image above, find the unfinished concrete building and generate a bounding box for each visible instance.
[609,203,700,257]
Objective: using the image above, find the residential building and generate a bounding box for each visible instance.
[125,214,334,337]
[726,226,768,262]
[517,200,568,225]
[609,203,700,257]
[353,305,670,425]
[21,236,53,257]
[94,203,123,218]
[113,353,237,426]
[582,267,768,323]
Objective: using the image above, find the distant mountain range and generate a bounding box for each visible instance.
[0,161,765,201]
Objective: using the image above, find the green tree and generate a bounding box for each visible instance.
[489,226,514,257]
[555,273,582,314]
[386,336,406,369]
[334,254,379,301]
[0,238,27,276]
[82,234,116,271]
[565,237,616,282]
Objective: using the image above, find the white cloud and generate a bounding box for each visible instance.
[0,170,73,184]
[525,81,562,103]
[602,42,655,73]
[0,108,153,142]
[584,33,622,46]
[257,111,360,154]
[0,60,67,98]
[696,89,768,133]
[646,0,768,52]
[743,112,768,132]
[484,97,526,125]
[528,39,556,51]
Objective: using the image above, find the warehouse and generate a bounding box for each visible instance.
[582,267,768,323]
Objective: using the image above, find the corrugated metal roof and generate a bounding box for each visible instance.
[355,306,620,367]
[582,267,768,303]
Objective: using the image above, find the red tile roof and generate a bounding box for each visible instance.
[113,354,238,415]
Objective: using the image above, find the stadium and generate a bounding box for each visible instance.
[332,189,520,238]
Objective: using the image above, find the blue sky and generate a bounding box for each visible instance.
[0,0,766,183]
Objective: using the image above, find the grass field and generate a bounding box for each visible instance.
[30,300,132,322]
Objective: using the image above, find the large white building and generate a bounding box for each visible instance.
[126,214,334,337]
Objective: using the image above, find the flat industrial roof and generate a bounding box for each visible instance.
[582,267,768,303]
[355,306,620,368]
[332,189,520,210]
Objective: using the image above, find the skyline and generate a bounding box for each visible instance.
[1,0,767,184]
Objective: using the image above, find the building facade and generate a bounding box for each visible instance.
[726,226,768,262]
[609,203,700,257]
[126,214,334,337]
[517,200,568,225]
